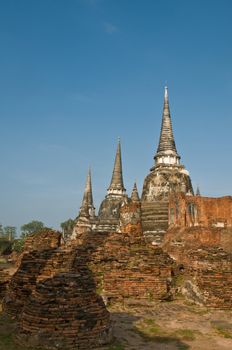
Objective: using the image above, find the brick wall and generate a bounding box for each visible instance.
[169,193,232,228]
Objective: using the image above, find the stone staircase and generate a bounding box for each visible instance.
[141,200,169,244]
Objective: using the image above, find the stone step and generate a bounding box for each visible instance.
[141,216,168,221]
[141,209,168,213]
[141,214,168,219]
[142,218,168,223]
[143,222,168,228]
[143,225,167,229]
[141,201,169,244]
[141,202,169,207]
[141,207,168,213]
[141,208,168,213]
[141,212,168,216]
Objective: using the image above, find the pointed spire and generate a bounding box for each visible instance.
[157,86,178,154]
[107,139,126,196]
[131,182,140,202]
[154,86,180,166]
[196,185,201,196]
[79,168,95,218]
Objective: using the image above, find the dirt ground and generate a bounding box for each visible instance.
[1,300,232,350]
[104,299,232,350]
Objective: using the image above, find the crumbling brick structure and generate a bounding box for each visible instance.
[16,269,111,349]
[3,229,62,318]
[163,193,232,308]
[4,229,112,350]
[88,232,174,302]
[168,193,232,228]
[71,199,175,303]
[181,248,232,309]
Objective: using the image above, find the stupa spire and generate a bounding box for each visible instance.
[131,182,140,202]
[107,139,126,196]
[79,168,95,217]
[196,185,201,196]
[154,86,180,166]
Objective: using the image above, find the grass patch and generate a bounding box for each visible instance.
[135,318,163,337]
[0,334,13,347]
[177,344,190,350]
[211,321,232,339]
[184,302,209,315]
[133,318,193,348]
[134,319,186,344]
[174,274,185,287]
[217,328,232,339]
[106,343,125,350]
[133,327,172,343]
[143,318,158,327]
[173,329,198,341]
[131,327,189,349]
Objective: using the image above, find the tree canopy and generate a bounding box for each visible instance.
[0,224,17,241]
[20,220,45,238]
[60,219,75,239]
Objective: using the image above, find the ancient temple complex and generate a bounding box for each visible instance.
[2,87,232,350]
[72,86,194,244]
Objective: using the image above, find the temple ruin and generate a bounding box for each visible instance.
[72,86,194,243]
[1,86,232,349]
[70,86,232,310]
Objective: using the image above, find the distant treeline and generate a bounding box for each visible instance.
[0,219,75,254]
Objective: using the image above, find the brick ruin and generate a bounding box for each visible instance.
[168,192,232,229]
[3,201,177,348]
[183,247,232,309]
[164,193,232,257]
[80,233,174,303]
[71,198,175,303]
[3,229,112,350]
[3,229,62,317]
[15,262,111,349]
[163,193,232,308]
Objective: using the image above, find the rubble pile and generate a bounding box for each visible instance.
[3,229,112,349]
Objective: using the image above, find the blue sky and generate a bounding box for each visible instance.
[0,0,231,232]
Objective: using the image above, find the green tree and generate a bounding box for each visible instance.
[20,220,44,238]
[60,219,75,240]
[0,240,12,255]
[4,226,17,241]
[12,238,25,253]
[0,224,4,238]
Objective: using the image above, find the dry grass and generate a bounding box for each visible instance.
[211,320,232,339]
[105,344,125,350]
[133,317,191,349]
